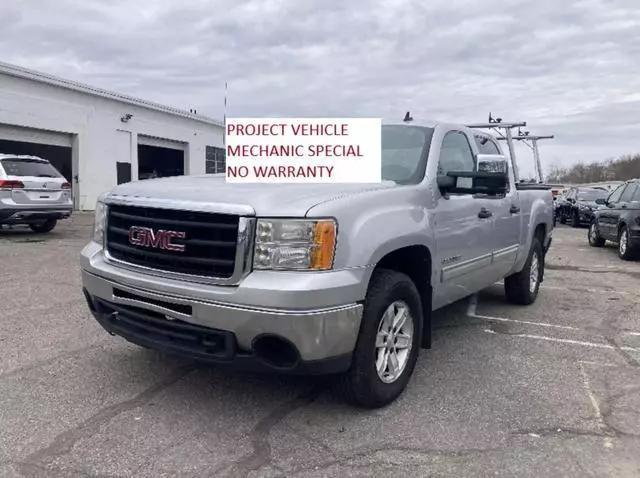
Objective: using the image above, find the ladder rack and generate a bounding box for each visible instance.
[466,121,526,182]
[466,118,554,184]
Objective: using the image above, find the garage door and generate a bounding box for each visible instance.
[137,134,186,151]
[0,124,73,148]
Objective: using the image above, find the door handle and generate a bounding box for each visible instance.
[510,205,520,214]
[478,208,493,219]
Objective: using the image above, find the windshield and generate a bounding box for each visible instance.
[578,189,608,201]
[0,158,63,178]
[381,125,434,184]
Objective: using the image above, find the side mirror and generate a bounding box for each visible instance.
[438,170,508,195]
[595,198,606,205]
[477,154,508,174]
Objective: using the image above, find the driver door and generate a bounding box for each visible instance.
[433,130,496,308]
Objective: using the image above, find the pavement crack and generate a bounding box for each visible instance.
[287,445,501,474]
[16,365,194,477]
[546,263,640,280]
[219,384,325,478]
[604,337,640,367]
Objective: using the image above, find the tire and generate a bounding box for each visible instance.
[571,210,581,228]
[559,211,566,224]
[618,225,638,260]
[505,238,543,305]
[29,219,57,233]
[588,222,605,247]
[337,269,422,408]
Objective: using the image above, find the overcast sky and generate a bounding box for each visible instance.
[1,0,639,178]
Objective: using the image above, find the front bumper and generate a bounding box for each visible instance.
[81,243,368,372]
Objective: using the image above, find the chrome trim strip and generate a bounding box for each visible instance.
[441,252,492,282]
[103,203,256,286]
[492,244,519,260]
[88,270,362,316]
[110,294,192,321]
[105,195,255,216]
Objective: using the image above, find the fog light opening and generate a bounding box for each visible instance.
[252,335,300,369]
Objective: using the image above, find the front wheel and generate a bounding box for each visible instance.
[337,269,422,408]
[29,219,57,233]
[505,238,543,305]
[588,222,605,247]
[618,225,638,260]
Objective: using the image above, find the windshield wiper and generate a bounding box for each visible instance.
[37,174,55,177]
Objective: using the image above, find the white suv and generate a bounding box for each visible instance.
[0,154,72,233]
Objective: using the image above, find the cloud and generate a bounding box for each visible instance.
[1,0,639,177]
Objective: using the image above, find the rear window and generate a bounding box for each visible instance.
[0,159,62,178]
[474,136,501,155]
[577,189,608,201]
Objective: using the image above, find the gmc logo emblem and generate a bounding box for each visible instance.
[128,226,186,252]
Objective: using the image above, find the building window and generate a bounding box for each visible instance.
[206,146,226,174]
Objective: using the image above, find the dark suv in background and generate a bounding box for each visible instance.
[588,179,640,260]
[557,187,609,227]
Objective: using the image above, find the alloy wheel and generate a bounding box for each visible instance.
[529,252,539,293]
[620,229,628,256]
[375,300,414,383]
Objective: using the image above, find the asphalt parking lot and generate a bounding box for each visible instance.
[1,215,639,477]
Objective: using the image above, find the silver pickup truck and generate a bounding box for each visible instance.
[81,121,553,407]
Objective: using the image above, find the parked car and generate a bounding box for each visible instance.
[0,154,72,232]
[588,179,640,260]
[556,186,609,227]
[81,121,553,408]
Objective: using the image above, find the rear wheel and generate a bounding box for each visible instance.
[618,225,638,260]
[505,238,543,305]
[29,219,57,233]
[588,222,605,247]
[337,269,422,408]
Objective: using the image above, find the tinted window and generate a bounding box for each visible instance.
[381,125,434,184]
[0,158,62,177]
[621,183,638,202]
[607,184,625,204]
[438,131,475,176]
[577,189,609,201]
[632,184,640,202]
[474,136,500,155]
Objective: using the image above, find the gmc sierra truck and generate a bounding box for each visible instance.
[81,120,553,408]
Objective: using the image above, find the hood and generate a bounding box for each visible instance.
[106,174,396,216]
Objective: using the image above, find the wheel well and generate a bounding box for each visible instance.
[534,223,545,244]
[618,222,626,235]
[374,245,432,348]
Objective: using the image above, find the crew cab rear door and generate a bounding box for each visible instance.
[432,130,496,306]
[474,136,520,276]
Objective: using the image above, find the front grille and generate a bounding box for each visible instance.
[93,297,235,360]
[106,205,239,278]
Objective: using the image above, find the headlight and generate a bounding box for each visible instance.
[93,201,107,244]
[254,219,336,270]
